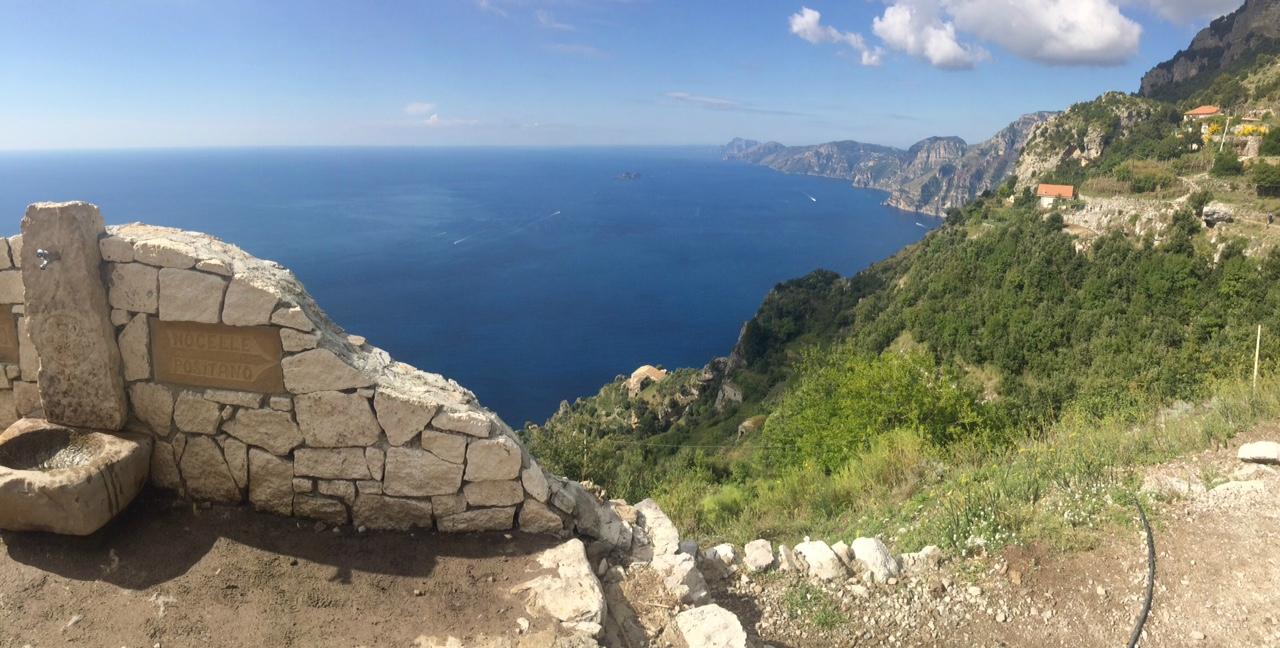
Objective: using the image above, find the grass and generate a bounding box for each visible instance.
[781,580,847,630]
[661,374,1280,558]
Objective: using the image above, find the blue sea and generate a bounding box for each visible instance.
[0,147,937,425]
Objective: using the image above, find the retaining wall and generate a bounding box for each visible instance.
[0,202,628,547]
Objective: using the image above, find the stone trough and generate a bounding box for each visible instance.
[0,418,151,535]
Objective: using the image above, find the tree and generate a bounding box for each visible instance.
[1211,150,1244,177]
[1261,129,1280,156]
[1189,189,1214,216]
[1253,161,1280,197]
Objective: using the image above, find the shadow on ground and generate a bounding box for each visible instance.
[0,487,557,590]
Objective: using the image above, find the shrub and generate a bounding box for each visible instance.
[1211,150,1244,176]
[760,346,990,472]
[1262,128,1280,156]
[1253,161,1280,197]
[1189,189,1214,216]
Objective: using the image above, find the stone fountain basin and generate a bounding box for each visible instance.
[0,418,152,535]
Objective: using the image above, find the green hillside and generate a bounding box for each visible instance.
[523,4,1280,554]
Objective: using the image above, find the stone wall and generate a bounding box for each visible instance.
[4,203,629,547]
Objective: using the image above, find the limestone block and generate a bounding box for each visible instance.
[158,268,226,323]
[282,349,371,394]
[280,328,319,352]
[431,492,466,517]
[16,317,37,382]
[318,479,356,504]
[110,309,130,326]
[432,408,492,438]
[118,314,151,381]
[21,203,128,429]
[421,431,467,464]
[0,238,11,269]
[12,381,40,418]
[669,605,747,648]
[268,395,292,411]
[374,388,440,446]
[221,437,249,490]
[195,258,231,276]
[365,447,385,480]
[293,447,371,480]
[292,478,312,493]
[173,391,221,434]
[464,436,522,482]
[294,391,381,447]
[463,480,524,507]
[222,408,303,455]
[744,539,775,573]
[0,270,22,303]
[437,506,515,532]
[519,499,565,534]
[108,263,159,313]
[1238,441,1280,464]
[0,390,16,429]
[271,306,314,331]
[129,382,174,435]
[383,447,464,497]
[203,388,262,408]
[651,553,708,604]
[150,440,183,492]
[294,495,348,525]
[7,235,20,268]
[635,498,680,556]
[851,537,900,583]
[221,278,279,326]
[179,435,241,502]
[352,495,434,531]
[794,540,846,581]
[356,480,382,495]
[3,365,16,379]
[99,235,134,262]
[133,238,197,268]
[512,540,605,636]
[522,464,550,502]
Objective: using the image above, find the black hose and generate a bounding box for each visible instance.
[1127,500,1156,648]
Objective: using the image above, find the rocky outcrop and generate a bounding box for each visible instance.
[1139,0,1280,101]
[1013,92,1170,186]
[723,111,1055,217]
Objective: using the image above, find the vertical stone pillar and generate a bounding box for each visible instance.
[20,202,127,430]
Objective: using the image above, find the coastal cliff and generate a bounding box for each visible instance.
[724,111,1055,217]
[1139,0,1280,101]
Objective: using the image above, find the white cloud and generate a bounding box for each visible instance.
[404,102,436,116]
[536,9,574,31]
[1135,0,1241,23]
[864,0,1142,68]
[947,0,1142,66]
[872,2,986,69]
[788,7,883,66]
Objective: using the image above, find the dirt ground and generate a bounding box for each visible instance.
[710,426,1280,648]
[951,427,1280,648]
[3,428,1278,648]
[0,492,563,648]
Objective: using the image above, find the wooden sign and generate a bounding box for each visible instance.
[0,313,18,364]
[151,319,284,393]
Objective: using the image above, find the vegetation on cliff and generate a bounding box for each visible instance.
[527,0,1280,555]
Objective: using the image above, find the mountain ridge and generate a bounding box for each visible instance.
[724,111,1056,217]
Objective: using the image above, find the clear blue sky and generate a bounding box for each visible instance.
[0,0,1243,150]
